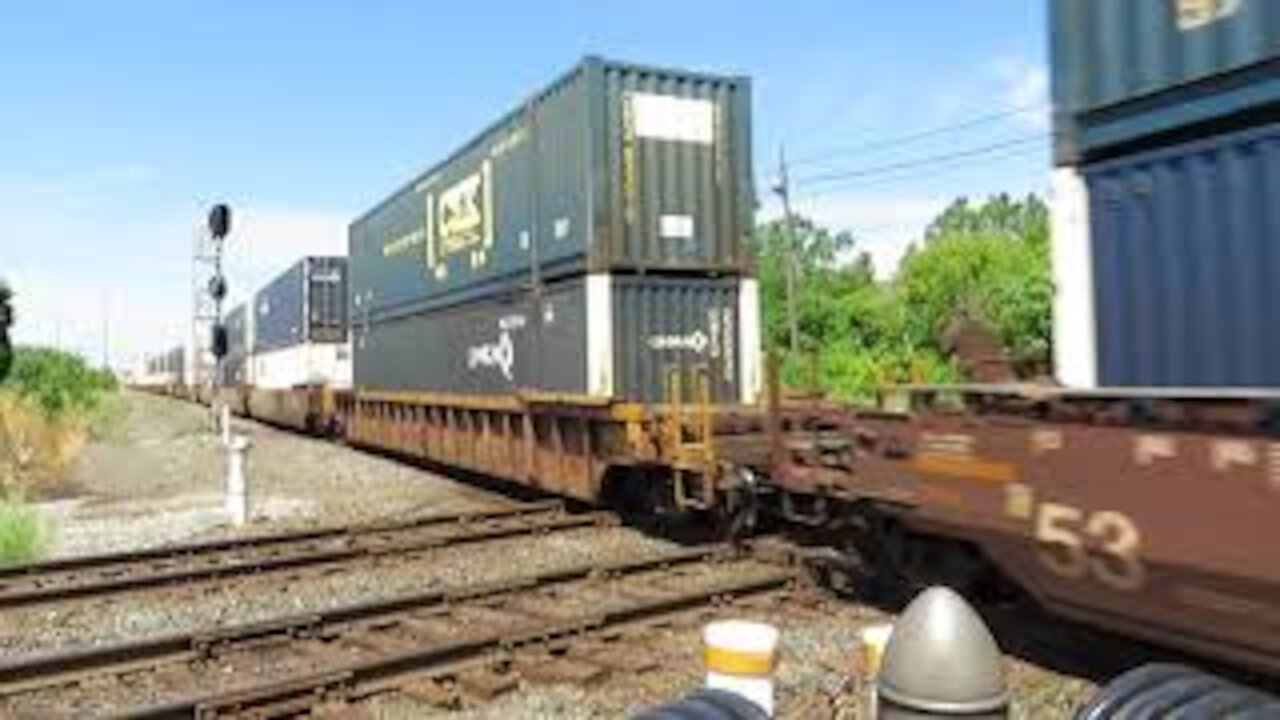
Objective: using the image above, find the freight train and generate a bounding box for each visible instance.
[137,40,1280,680]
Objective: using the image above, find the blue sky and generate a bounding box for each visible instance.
[0,1,1049,368]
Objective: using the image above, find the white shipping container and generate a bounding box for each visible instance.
[251,342,353,390]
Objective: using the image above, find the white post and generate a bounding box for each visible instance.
[703,620,779,717]
[225,434,250,526]
[220,403,231,446]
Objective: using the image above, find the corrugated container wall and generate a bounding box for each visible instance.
[355,273,760,404]
[349,57,753,321]
[1085,121,1280,387]
[221,304,250,384]
[1051,0,1280,163]
[254,257,349,352]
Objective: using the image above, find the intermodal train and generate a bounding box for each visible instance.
[138,40,1280,680]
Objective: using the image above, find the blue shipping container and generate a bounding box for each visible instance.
[1086,120,1280,387]
[1051,0,1280,163]
[254,257,349,353]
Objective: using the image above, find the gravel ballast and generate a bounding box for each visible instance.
[6,390,1102,718]
[40,391,506,557]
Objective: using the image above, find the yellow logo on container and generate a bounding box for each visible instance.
[424,160,494,277]
[1175,0,1242,30]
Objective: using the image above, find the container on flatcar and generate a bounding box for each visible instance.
[1050,0,1280,163]
[354,273,761,405]
[164,345,186,384]
[1053,120,1280,388]
[221,303,252,385]
[252,256,352,389]
[349,56,754,320]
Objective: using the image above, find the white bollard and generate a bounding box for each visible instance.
[225,434,251,526]
[859,622,895,679]
[703,619,779,717]
[220,403,231,446]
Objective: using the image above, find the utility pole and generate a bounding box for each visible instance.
[771,147,800,355]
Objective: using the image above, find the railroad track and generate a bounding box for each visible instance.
[0,547,794,718]
[0,501,601,608]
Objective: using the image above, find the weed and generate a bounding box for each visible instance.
[0,501,45,566]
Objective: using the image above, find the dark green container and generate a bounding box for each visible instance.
[350,57,754,321]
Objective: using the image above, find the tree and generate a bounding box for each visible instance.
[0,282,12,382]
[925,193,1049,246]
[753,215,858,354]
[750,193,1051,399]
[898,194,1052,373]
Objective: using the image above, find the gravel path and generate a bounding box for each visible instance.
[36,391,506,557]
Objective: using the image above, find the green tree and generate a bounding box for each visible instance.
[898,194,1051,371]
[0,283,12,382]
[751,193,1051,399]
[925,193,1049,246]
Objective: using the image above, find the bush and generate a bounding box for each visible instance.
[5,347,118,418]
[0,501,45,566]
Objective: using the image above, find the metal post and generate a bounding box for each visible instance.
[772,148,800,356]
[873,586,1009,719]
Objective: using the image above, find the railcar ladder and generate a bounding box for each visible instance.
[664,365,716,510]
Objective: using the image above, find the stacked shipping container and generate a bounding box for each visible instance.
[1050,0,1280,387]
[249,257,352,389]
[221,303,251,385]
[350,57,760,404]
[138,345,186,386]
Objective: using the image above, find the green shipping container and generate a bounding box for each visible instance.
[350,57,754,321]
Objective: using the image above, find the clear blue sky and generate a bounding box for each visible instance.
[0,1,1049,367]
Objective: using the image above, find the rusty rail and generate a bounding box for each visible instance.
[0,549,793,718]
[0,501,598,609]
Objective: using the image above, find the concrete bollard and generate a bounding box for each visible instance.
[874,586,1009,719]
[219,403,231,446]
[703,620,780,717]
[225,434,251,526]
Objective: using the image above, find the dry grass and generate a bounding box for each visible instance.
[0,391,86,498]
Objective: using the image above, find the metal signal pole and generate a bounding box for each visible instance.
[772,147,800,355]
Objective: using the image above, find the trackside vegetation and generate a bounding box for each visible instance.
[757,194,1051,400]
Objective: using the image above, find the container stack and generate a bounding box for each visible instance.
[249,256,352,389]
[139,345,186,386]
[1050,0,1280,387]
[220,303,251,386]
[349,57,761,404]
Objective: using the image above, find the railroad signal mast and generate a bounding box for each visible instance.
[191,204,232,394]
[207,204,232,389]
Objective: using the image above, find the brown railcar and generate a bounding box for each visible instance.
[760,383,1280,675]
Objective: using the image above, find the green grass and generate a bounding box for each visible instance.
[0,501,45,566]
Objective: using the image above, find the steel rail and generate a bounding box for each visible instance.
[0,548,791,718]
[0,501,595,609]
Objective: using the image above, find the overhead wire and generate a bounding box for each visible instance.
[788,101,1047,168]
[796,143,1046,199]
[794,133,1047,187]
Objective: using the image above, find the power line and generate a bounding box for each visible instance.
[790,101,1047,168]
[796,134,1047,187]
[796,143,1046,199]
